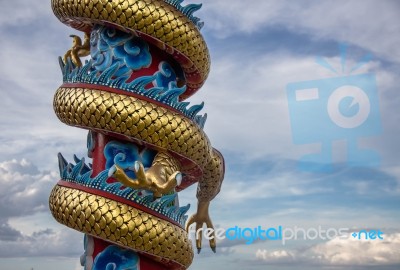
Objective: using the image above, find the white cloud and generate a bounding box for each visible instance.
[0,1,398,268]
[0,158,83,258]
[382,165,400,194]
[74,261,84,270]
[256,249,295,263]
[190,47,397,164]
[0,0,88,171]
[0,159,57,219]
[219,172,331,203]
[0,1,51,27]
[256,233,400,266]
[202,0,400,63]
[0,227,82,258]
[0,133,87,171]
[192,53,317,157]
[1,0,399,172]
[310,233,400,265]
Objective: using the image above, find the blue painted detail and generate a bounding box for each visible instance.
[163,0,204,29]
[58,153,190,226]
[104,141,139,178]
[91,25,152,77]
[195,113,207,129]
[93,245,139,270]
[153,61,177,89]
[59,25,207,129]
[104,141,156,179]
[186,101,204,118]
[104,141,146,170]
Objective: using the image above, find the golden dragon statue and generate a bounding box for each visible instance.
[48,0,225,269]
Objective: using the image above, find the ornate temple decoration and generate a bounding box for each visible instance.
[48,1,225,269]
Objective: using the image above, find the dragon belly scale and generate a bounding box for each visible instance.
[48,0,225,269]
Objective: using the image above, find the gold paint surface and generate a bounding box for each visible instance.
[50,0,226,259]
[49,185,193,267]
[51,0,210,93]
[53,87,224,196]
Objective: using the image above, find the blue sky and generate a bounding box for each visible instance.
[0,0,399,270]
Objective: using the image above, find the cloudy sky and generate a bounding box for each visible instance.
[0,0,399,270]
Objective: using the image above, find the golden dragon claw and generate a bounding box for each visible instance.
[186,201,216,253]
[109,156,182,198]
[63,32,90,67]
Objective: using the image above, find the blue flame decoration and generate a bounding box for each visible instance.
[57,153,190,226]
[104,142,141,170]
[104,141,156,180]
[60,25,207,129]
[163,0,204,29]
[93,245,139,270]
[153,61,177,89]
[90,25,152,77]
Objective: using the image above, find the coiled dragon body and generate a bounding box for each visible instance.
[48,1,225,269]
